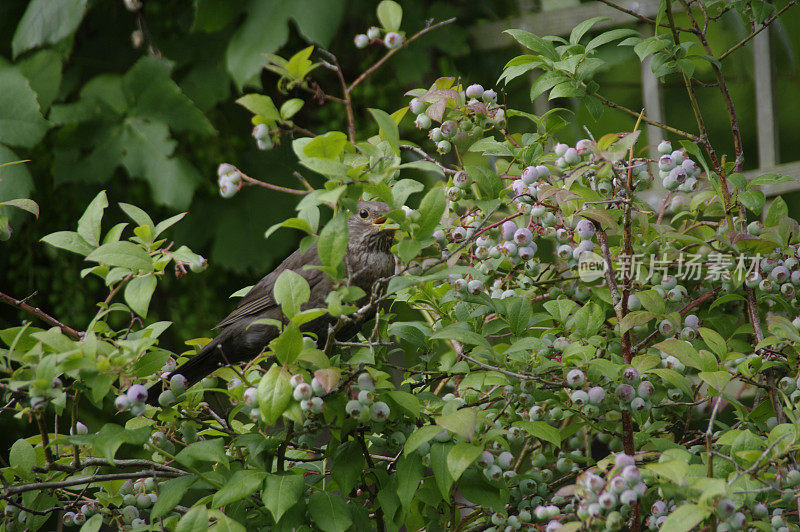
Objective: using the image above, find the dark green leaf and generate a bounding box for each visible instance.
[368,108,400,155]
[85,241,153,271]
[273,270,310,318]
[377,0,402,31]
[124,274,157,318]
[308,492,352,532]
[317,213,348,269]
[212,470,266,507]
[258,364,292,426]
[263,474,304,523]
[151,476,196,518]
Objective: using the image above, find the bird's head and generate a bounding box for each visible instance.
[347,200,395,253]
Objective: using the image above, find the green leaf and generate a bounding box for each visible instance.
[0,65,50,148]
[76,191,108,246]
[405,425,442,454]
[176,505,208,532]
[633,36,670,61]
[331,441,364,495]
[236,94,280,120]
[269,322,303,365]
[80,514,102,532]
[515,420,562,448]
[151,476,196,519]
[653,339,703,370]
[258,364,292,426]
[386,390,421,418]
[175,439,228,468]
[699,371,731,393]
[124,274,157,318]
[1,198,38,218]
[308,492,352,532]
[504,29,558,60]
[570,16,610,44]
[41,231,94,256]
[698,327,726,358]
[504,297,531,336]
[280,98,304,120]
[620,310,656,333]
[459,469,508,511]
[750,173,793,187]
[93,424,151,462]
[415,186,445,239]
[85,241,154,271]
[263,474,304,523]
[764,196,788,227]
[529,70,568,101]
[317,212,348,269]
[436,407,476,441]
[368,108,400,155]
[738,190,765,214]
[212,470,266,507]
[396,453,423,509]
[11,0,88,58]
[124,56,215,136]
[658,503,711,532]
[9,439,35,472]
[154,213,186,237]
[273,270,310,318]
[446,443,482,481]
[377,0,403,31]
[586,28,639,51]
[430,442,455,498]
[634,290,665,315]
[430,325,491,351]
[710,293,746,311]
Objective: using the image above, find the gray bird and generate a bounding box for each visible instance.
[147,201,395,404]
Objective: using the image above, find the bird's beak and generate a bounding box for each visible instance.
[372,216,399,232]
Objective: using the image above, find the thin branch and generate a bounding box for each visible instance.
[2,470,186,497]
[36,458,185,475]
[318,51,356,144]
[718,1,798,61]
[595,0,696,32]
[593,91,699,141]
[400,144,457,175]
[237,168,310,195]
[0,291,82,339]
[347,18,457,93]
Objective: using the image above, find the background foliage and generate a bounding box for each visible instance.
[4,1,800,531]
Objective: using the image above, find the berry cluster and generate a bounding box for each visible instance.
[409,82,503,159]
[290,373,326,415]
[354,26,403,50]
[656,140,702,192]
[252,123,274,151]
[217,163,242,199]
[572,453,647,527]
[345,372,391,423]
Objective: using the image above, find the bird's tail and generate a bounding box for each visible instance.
[146,337,224,405]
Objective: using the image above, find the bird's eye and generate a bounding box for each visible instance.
[359,209,369,219]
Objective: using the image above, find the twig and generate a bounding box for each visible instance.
[36,458,184,475]
[347,18,457,93]
[318,51,356,144]
[400,144,457,175]
[0,291,82,340]
[718,1,798,61]
[594,0,696,32]
[2,470,186,497]
[238,168,309,195]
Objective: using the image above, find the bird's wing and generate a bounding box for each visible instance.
[213,245,326,329]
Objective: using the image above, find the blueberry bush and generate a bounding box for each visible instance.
[3,1,800,531]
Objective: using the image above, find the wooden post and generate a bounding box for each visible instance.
[754,26,778,169]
